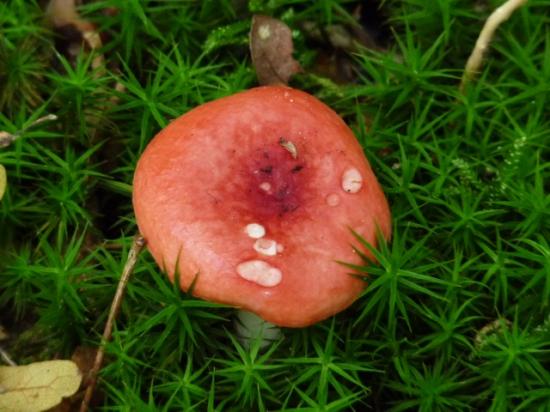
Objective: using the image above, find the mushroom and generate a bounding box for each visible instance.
[133,86,391,328]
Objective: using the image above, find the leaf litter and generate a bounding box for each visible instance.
[250,15,301,86]
[0,360,81,412]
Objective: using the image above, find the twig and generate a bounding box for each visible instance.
[0,114,58,148]
[0,346,16,366]
[459,0,528,92]
[79,234,146,412]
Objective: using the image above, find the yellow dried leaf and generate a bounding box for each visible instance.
[0,360,82,412]
[0,164,6,201]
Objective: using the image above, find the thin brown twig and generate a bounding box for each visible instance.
[79,234,146,412]
[460,0,528,92]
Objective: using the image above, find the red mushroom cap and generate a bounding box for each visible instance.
[133,86,391,327]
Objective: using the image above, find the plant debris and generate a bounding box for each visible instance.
[0,114,58,203]
[46,0,104,70]
[0,360,82,412]
[279,137,298,159]
[250,15,301,86]
[460,0,528,91]
[0,114,57,149]
[79,235,146,412]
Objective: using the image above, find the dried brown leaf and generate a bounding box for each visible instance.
[71,346,96,386]
[250,15,301,86]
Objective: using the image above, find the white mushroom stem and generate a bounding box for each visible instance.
[460,0,527,92]
[235,310,281,350]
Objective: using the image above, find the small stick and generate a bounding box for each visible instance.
[459,0,527,92]
[0,346,16,366]
[79,234,146,412]
[0,114,58,148]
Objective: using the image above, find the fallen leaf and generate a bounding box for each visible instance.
[0,360,82,412]
[250,15,301,86]
[38,347,98,412]
[0,164,6,201]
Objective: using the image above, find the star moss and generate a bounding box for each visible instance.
[0,0,548,410]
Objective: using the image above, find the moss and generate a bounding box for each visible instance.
[0,0,549,410]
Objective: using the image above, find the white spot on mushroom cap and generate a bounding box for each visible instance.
[236,260,282,287]
[245,223,266,239]
[341,168,363,194]
[325,193,340,206]
[254,238,278,256]
[259,182,272,193]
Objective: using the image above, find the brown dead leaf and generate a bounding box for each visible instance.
[0,360,82,412]
[71,346,96,386]
[250,15,301,86]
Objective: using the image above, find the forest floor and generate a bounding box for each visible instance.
[1,0,549,411]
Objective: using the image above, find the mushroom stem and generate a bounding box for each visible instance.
[234,310,281,349]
